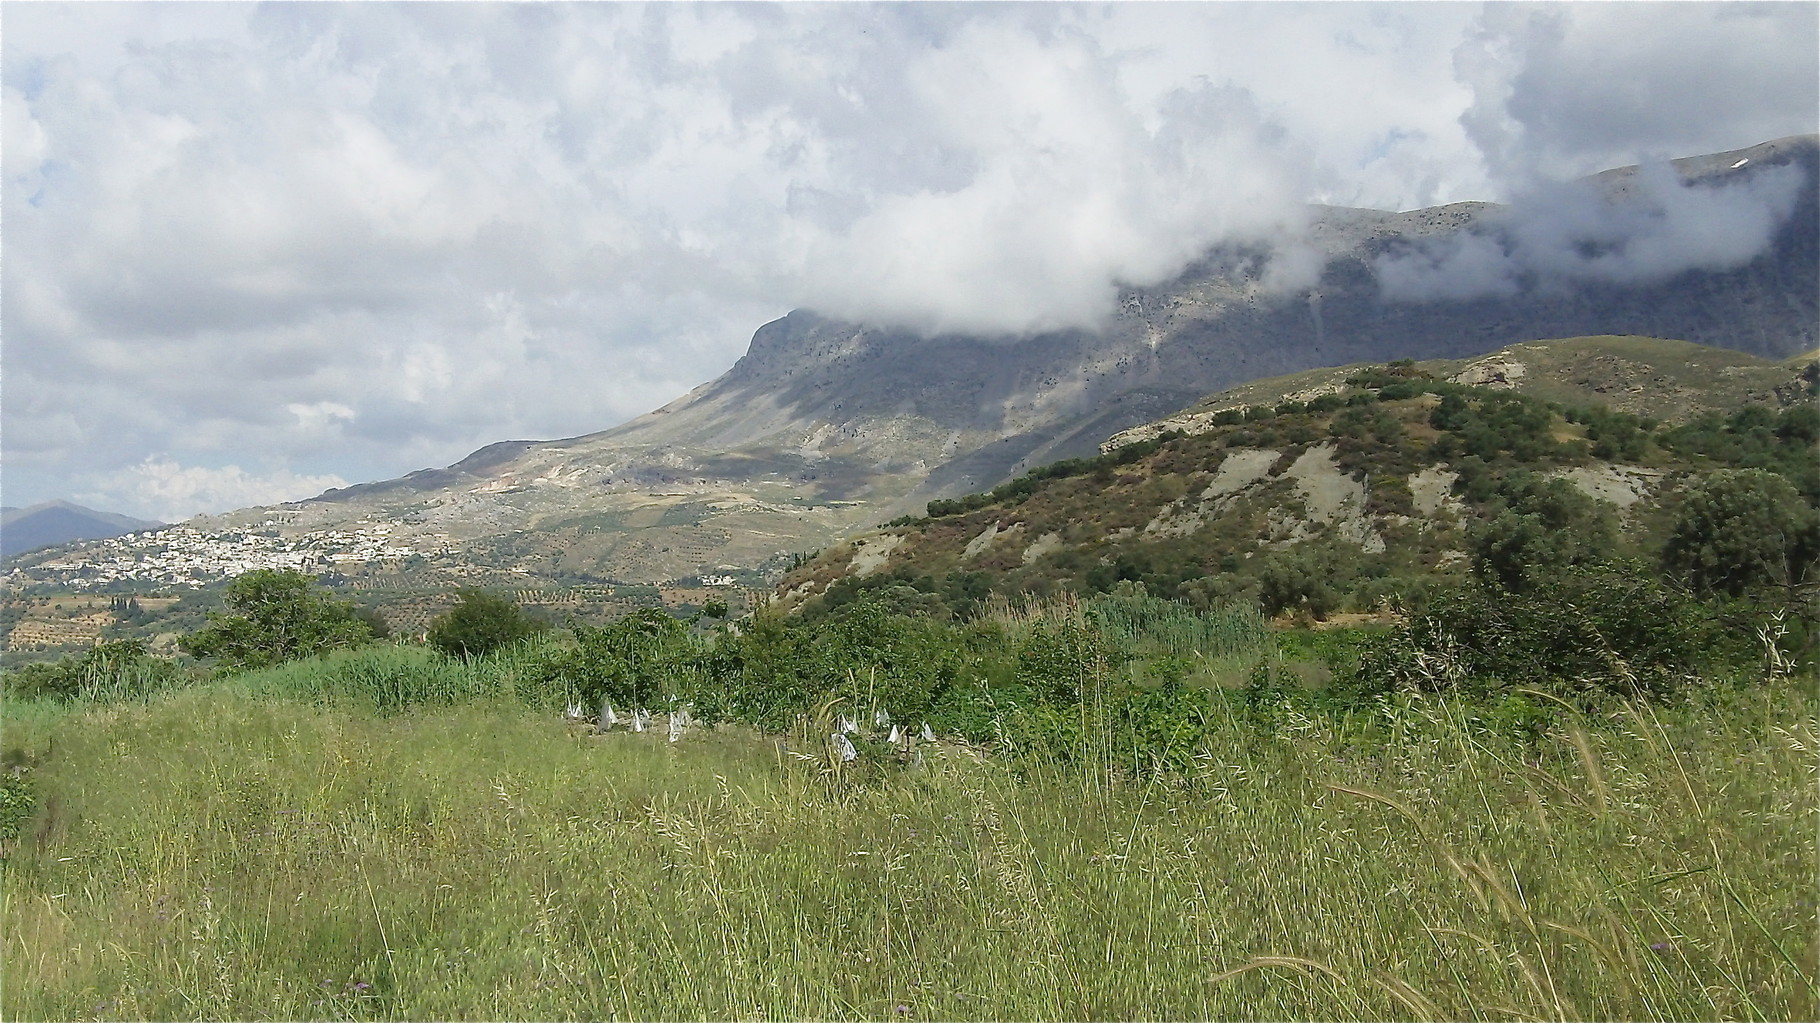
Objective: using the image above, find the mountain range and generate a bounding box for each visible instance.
[179,135,1820,585]
[2,502,164,561]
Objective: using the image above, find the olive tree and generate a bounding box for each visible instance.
[181,569,373,670]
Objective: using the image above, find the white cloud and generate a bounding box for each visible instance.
[83,457,349,524]
[1377,161,1809,302]
[286,401,356,432]
[1458,2,1819,191]
[1378,2,1817,302]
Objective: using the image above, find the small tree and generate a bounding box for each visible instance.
[181,569,372,671]
[427,589,542,659]
[1662,469,1819,599]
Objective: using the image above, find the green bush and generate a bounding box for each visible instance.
[1468,475,1617,593]
[1015,615,1104,704]
[1109,674,1217,776]
[1660,404,1820,497]
[0,769,35,845]
[535,608,695,712]
[1,640,187,702]
[427,589,544,659]
[1255,548,1341,619]
[1351,565,1743,699]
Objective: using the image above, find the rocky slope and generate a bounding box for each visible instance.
[196,136,1816,585]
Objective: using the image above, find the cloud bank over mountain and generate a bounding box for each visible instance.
[1376,159,1810,302]
[3,2,1814,520]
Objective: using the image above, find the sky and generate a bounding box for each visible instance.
[3,1,1815,524]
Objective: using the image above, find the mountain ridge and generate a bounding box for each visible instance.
[179,135,1820,584]
[2,501,165,560]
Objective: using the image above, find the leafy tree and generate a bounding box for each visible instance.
[1468,476,1616,593]
[544,608,691,711]
[353,604,393,640]
[427,589,543,659]
[1429,391,1562,463]
[1662,469,1819,599]
[1659,405,1820,498]
[1568,405,1654,461]
[1256,548,1340,620]
[180,569,372,671]
[1015,615,1103,704]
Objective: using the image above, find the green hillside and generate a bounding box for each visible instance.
[1101,335,1813,450]
[781,338,1818,623]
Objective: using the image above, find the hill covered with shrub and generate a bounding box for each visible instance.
[779,336,1817,630]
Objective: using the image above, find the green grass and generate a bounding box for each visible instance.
[4,670,1813,1020]
[219,640,560,711]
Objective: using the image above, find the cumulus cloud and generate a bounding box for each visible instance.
[794,44,1316,335]
[2,2,1814,515]
[1376,1,1817,303]
[1457,2,1818,191]
[81,458,349,525]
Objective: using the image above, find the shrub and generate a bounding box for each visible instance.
[1015,615,1104,705]
[1352,565,1741,699]
[1256,548,1341,619]
[1,639,186,702]
[427,589,544,659]
[537,608,694,711]
[1467,475,1616,593]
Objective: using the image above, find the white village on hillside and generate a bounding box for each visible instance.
[6,523,444,590]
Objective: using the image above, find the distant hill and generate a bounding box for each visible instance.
[2,502,164,560]
[776,336,1818,616]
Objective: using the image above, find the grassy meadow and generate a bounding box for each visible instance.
[3,632,1814,1021]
